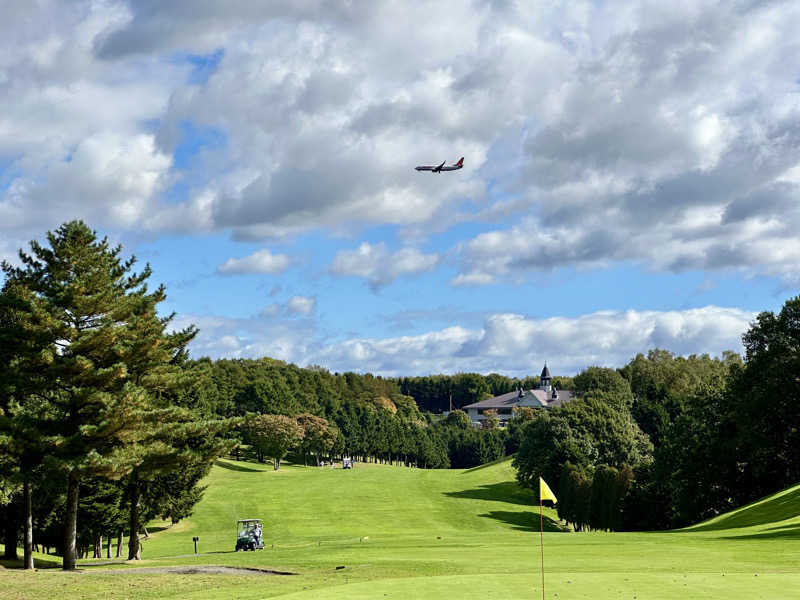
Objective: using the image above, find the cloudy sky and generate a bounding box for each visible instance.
[2,0,798,376]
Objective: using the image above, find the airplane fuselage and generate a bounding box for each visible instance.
[415,157,464,173]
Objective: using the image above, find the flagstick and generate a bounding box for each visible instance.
[539,499,545,600]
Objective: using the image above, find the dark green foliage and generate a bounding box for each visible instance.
[514,397,651,489]
[513,365,651,531]
[246,413,303,470]
[620,349,739,447]
[0,221,237,567]
[443,427,506,469]
[573,366,635,411]
[736,298,800,496]
[296,413,337,465]
[444,409,471,429]
[504,406,538,454]
[190,359,502,470]
[613,348,744,529]
[512,411,593,489]
[557,462,592,531]
[77,478,124,558]
[143,462,210,526]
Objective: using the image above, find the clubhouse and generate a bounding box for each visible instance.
[462,364,572,427]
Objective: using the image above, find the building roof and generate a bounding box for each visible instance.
[463,388,572,410]
[541,364,551,379]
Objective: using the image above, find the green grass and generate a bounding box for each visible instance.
[4,457,800,599]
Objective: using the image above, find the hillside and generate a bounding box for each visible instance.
[686,480,800,536]
[141,456,562,559]
[4,459,800,599]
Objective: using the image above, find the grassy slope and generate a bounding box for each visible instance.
[4,458,800,599]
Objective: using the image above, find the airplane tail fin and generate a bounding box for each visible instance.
[455,157,464,167]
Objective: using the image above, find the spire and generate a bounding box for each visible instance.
[540,362,552,391]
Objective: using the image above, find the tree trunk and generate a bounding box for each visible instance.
[93,533,102,558]
[2,504,18,560]
[106,534,111,558]
[273,457,280,471]
[115,530,123,558]
[127,480,141,560]
[23,478,33,570]
[62,470,80,570]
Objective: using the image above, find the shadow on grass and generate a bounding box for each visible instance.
[479,510,567,533]
[146,525,170,534]
[444,481,537,506]
[462,456,512,474]
[214,460,262,473]
[689,485,800,532]
[723,523,800,541]
[0,555,62,569]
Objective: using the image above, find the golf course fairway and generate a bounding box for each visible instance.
[3,457,800,599]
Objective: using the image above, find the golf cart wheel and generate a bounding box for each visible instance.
[249,542,255,551]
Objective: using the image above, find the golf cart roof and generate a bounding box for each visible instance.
[238,519,261,523]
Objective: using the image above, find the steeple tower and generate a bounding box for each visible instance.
[540,362,552,392]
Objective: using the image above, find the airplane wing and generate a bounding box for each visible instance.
[416,158,461,172]
[416,160,446,172]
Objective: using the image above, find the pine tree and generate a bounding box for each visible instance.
[123,410,237,560]
[0,280,54,569]
[1,221,201,570]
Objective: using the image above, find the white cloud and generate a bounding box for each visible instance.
[217,249,290,275]
[4,1,800,291]
[330,242,440,288]
[451,272,495,287]
[471,307,754,373]
[172,312,315,363]
[287,295,314,315]
[179,305,754,377]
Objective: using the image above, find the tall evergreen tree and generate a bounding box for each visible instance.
[1,221,200,570]
[0,280,54,569]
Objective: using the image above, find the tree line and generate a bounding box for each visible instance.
[181,357,509,470]
[512,298,800,532]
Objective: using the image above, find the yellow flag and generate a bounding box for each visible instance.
[539,477,557,504]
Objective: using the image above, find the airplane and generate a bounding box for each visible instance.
[415,157,464,173]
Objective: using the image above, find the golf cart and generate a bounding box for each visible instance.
[236,519,265,551]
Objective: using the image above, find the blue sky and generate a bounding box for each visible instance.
[2,1,799,376]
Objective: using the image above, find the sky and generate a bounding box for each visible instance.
[1,0,799,377]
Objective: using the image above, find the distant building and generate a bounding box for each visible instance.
[463,364,572,427]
